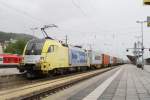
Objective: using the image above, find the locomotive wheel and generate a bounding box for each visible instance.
[26,71,36,79]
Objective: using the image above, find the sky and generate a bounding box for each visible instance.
[0,0,150,59]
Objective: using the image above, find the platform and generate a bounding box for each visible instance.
[0,68,20,76]
[43,64,150,100]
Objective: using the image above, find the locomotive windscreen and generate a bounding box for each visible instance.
[25,39,45,55]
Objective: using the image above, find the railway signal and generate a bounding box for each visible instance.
[144,0,150,5]
[126,39,150,70]
[147,16,150,27]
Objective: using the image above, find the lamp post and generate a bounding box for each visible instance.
[136,20,147,69]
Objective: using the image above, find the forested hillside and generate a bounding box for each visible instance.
[0,31,37,54]
[0,31,35,42]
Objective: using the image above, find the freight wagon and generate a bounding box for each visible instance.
[102,54,110,67]
[113,57,117,66]
[88,50,102,69]
[69,46,88,67]
[117,58,124,65]
[109,56,114,66]
[68,46,89,71]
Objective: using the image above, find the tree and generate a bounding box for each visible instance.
[4,39,27,55]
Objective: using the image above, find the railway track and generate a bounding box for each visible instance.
[0,74,22,80]
[0,74,30,90]
[0,66,120,100]
[0,74,23,87]
[0,69,102,91]
[0,69,107,90]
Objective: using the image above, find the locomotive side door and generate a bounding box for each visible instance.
[46,45,58,69]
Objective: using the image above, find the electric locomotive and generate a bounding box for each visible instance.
[18,25,89,78]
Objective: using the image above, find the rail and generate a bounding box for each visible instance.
[0,66,120,100]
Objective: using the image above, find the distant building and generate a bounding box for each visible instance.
[3,38,17,49]
[10,38,17,43]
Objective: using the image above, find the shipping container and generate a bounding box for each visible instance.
[89,50,102,65]
[109,56,113,64]
[116,58,123,64]
[102,54,110,66]
[69,46,88,67]
[113,57,117,65]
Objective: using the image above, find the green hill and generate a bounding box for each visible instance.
[0,31,37,54]
[0,31,36,42]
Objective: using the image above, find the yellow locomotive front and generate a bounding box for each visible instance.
[19,38,69,78]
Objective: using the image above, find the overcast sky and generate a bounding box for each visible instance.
[0,0,150,59]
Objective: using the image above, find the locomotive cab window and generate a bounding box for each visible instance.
[48,45,54,52]
[48,45,57,53]
[25,39,45,55]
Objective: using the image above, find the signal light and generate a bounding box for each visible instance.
[144,0,150,5]
[148,16,150,27]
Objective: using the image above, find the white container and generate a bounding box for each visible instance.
[69,46,88,67]
[89,50,102,65]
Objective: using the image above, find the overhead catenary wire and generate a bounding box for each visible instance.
[0,0,46,24]
[71,0,87,16]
